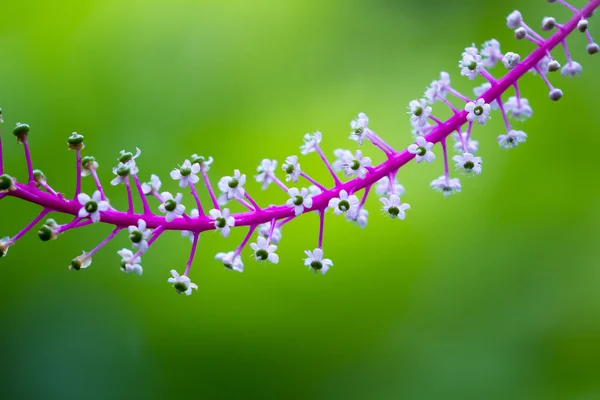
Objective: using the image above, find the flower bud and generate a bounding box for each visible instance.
[0,237,12,258]
[549,88,563,101]
[13,122,30,144]
[33,169,46,187]
[577,20,588,33]
[541,17,556,31]
[0,174,16,192]
[67,132,85,151]
[514,27,527,40]
[507,10,522,29]
[69,252,92,270]
[119,151,134,163]
[548,60,561,72]
[587,43,599,55]
[0,108,4,124]
[37,225,53,241]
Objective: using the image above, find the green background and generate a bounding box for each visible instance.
[1,1,600,399]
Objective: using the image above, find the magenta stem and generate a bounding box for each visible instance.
[189,183,205,216]
[57,217,82,234]
[441,138,450,179]
[456,128,467,153]
[74,149,82,198]
[447,87,471,103]
[561,39,573,63]
[366,131,395,155]
[152,192,164,204]
[318,210,324,248]
[89,168,107,202]
[234,225,256,258]
[315,145,342,186]
[201,169,219,210]
[236,197,254,211]
[557,0,580,13]
[441,97,459,113]
[479,69,497,84]
[535,66,555,90]
[88,227,122,257]
[10,208,49,242]
[269,173,289,193]
[429,115,443,125]
[124,178,135,214]
[184,232,199,276]
[133,175,151,214]
[358,184,371,210]
[244,192,261,211]
[133,225,164,260]
[520,21,545,42]
[466,121,474,142]
[300,172,326,191]
[585,30,594,45]
[0,126,3,175]
[22,136,35,183]
[513,82,522,104]
[275,215,295,228]
[496,97,512,133]
[41,182,58,197]
[266,218,276,246]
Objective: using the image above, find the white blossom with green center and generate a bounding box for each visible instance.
[77,191,109,223]
[209,208,235,238]
[158,192,185,222]
[170,159,201,188]
[218,169,246,200]
[285,187,313,216]
[303,248,333,275]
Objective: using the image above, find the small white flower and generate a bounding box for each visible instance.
[258,222,283,245]
[349,112,370,145]
[168,270,198,296]
[340,150,371,178]
[142,174,162,195]
[111,162,133,186]
[530,56,551,75]
[459,53,483,80]
[190,154,213,172]
[462,43,479,57]
[452,132,480,154]
[77,191,109,223]
[215,251,244,272]
[375,176,406,197]
[452,152,483,176]
[282,156,301,183]
[506,10,522,29]
[497,130,527,149]
[328,190,359,218]
[424,72,451,103]
[481,39,503,68]
[430,176,462,196]
[304,248,333,275]
[128,219,152,253]
[332,149,353,172]
[209,208,235,238]
[118,148,141,171]
[158,192,185,222]
[0,236,13,258]
[117,249,143,276]
[473,83,498,110]
[504,97,533,121]
[380,195,410,219]
[561,61,583,77]
[170,160,200,188]
[181,209,200,241]
[408,99,431,127]
[218,170,246,200]
[465,99,491,125]
[300,131,322,155]
[69,251,92,271]
[502,52,520,69]
[407,136,436,163]
[250,236,279,264]
[0,174,17,193]
[347,208,369,228]
[255,159,278,190]
[285,187,313,216]
[81,156,99,177]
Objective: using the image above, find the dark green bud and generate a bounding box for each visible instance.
[13,122,30,137]
[67,132,84,145]
[33,169,46,184]
[0,174,14,191]
[119,152,133,163]
[216,218,226,229]
[311,261,323,270]
[228,178,239,189]
[129,230,143,243]
[256,249,269,260]
[70,258,81,270]
[38,225,53,241]
[116,165,130,177]
[164,199,177,212]
[388,206,399,217]
[191,155,206,164]
[293,195,304,206]
[81,156,96,169]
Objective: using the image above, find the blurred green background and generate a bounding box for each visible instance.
[1,0,600,399]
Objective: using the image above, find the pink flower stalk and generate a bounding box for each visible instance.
[0,1,599,295]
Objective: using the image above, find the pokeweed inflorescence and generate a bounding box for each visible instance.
[0,0,598,296]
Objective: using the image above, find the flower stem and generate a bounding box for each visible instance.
[269,173,289,193]
[201,169,219,210]
[10,208,49,243]
[441,138,450,180]
[358,184,371,210]
[244,192,261,211]
[88,227,122,257]
[234,225,256,258]
[318,210,325,249]
[315,145,342,187]
[300,172,326,191]
[74,148,82,198]
[90,168,107,202]
[124,177,135,214]
[184,232,199,276]
[23,136,35,184]
[133,175,151,214]
[447,87,471,103]
[496,96,512,133]
[189,183,205,216]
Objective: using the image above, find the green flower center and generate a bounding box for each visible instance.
[129,230,143,243]
[180,167,191,177]
[191,155,205,164]
[71,259,81,270]
[338,200,350,211]
[0,174,12,190]
[293,196,304,206]
[216,217,226,228]
[85,201,98,213]
[174,281,188,292]
[464,161,475,170]
[468,61,477,70]
[388,206,399,216]
[38,225,53,242]
[117,165,130,177]
[67,134,84,145]
[414,106,423,117]
[82,156,96,169]
[353,127,364,135]
[119,152,133,163]
[228,178,239,189]
[417,146,427,157]
[474,106,483,116]
[164,199,177,212]
[311,261,323,270]
[285,165,295,174]
[350,160,360,170]
[256,249,269,260]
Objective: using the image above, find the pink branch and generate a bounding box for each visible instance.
[201,169,219,210]
[11,208,49,243]
[90,168,107,202]
[22,136,35,183]
[315,145,342,187]
[184,232,199,276]
[132,175,151,214]
[88,227,122,257]
[74,149,82,198]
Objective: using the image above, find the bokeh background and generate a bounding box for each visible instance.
[1,0,600,399]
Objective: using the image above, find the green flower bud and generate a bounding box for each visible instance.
[116,164,131,177]
[38,225,53,242]
[13,122,30,143]
[67,132,85,150]
[0,174,15,192]
[33,169,46,186]
[81,156,97,169]
[119,152,133,163]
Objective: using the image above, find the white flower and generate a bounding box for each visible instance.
[452,152,482,176]
[190,154,213,172]
[407,136,436,163]
[258,222,282,245]
[347,208,369,228]
[168,270,198,296]
[452,132,480,154]
[300,131,322,155]
[255,159,278,190]
[282,156,301,183]
[430,176,462,196]
[209,208,235,238]
[142,174,162,195]
[465,99,491,125]
[375,176,406,197]
[506,10,522,29]
[111,162,133,186]
[181,209,200,241]
[408,99,431,127]
[328,190,359,218]
[304,248,333,275]
[424,72,451,102]
[81,156,99,177]
[118,148,142,170]
[158,192,185,222]
[128,219,152,253]
[285,187,313,216]
[250,236,279,264]
[170,160,200,188]
[502,52,521,69]
[69,251,92,271]
[561,61,583,77]
[459,53,482,80]
[218,170,246,200]
[530,56,551,75]
[340,150,371,178]
[215,251,244,272]
[504,97,533,121]
[77,191,109,223]
[462,43,479,57]
[117,249,143,276]
[380,195,410,219]
[0,236,13,258]
[473,83,498,109]
[481,39,503,68]
[498,130,527,149]
[349,112,369,145]
[332,149,353,172]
